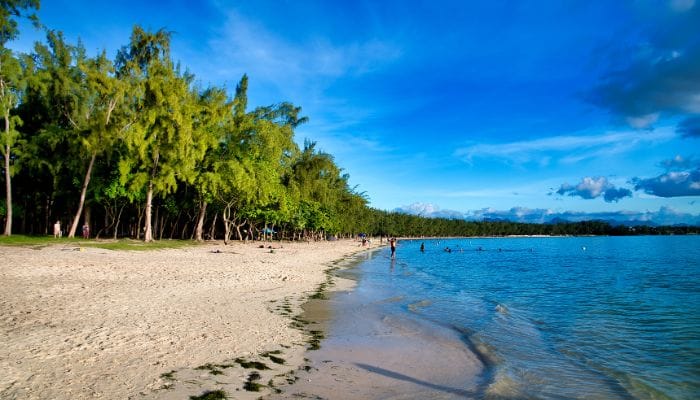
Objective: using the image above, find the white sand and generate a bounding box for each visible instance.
[0,240,368,399]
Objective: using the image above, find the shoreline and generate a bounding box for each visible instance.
[270,246,485,399]
[0,239,372,399]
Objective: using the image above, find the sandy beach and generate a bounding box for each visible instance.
[0,239,366,399]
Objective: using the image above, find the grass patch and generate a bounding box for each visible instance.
[189,390,228,400]
[234,358,270,370]
[0,235,196,251]
[89,239,195,251]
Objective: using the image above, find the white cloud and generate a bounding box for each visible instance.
[627,113,659,128]
[454,128,676,165]
[395,203,465,219]
[554,176,633,202]
[466,206,698,225]
[633,168,700,197]
[671,0,695,12]
[207,10,401,99]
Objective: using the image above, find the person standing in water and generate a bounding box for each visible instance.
[390,237,397,258]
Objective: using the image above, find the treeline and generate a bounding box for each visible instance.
[0,3,376,242]
[372,212,700,237]
[1,3,697,242]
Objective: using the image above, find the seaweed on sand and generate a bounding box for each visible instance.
[189,389,228,400]
[243,371,263,391]
[234,358,270,370]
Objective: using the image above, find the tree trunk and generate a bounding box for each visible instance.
[179,218,189,239]
[135,204,144,240]
[68,152,96,238]
[44,196,50,235]
[113,204,124,240]
[143,181,154,242]
[235,221,243,241]
[195,201,207,241]
[158,213,166,240]
[208,212,217,240]
[3,128,11,236]
[222,209,231,245]
[153,204,160,239]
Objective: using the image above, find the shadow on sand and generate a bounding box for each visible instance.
[355,363,477,398]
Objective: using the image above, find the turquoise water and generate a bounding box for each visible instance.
[353,236,700,399]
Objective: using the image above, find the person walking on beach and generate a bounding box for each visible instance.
[82,223,90,239]
[53,221,61,238]
[390,237,397,259]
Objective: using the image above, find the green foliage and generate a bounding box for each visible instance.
[0,47,24,155]
[0,0,40,46]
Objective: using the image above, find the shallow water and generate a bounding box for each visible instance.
[346,236,700,399]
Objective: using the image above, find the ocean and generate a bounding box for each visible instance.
[329,236,700,399]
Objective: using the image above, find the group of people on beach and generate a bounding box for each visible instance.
[360,235,397,258]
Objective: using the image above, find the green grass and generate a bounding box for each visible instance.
[0,235,196,251]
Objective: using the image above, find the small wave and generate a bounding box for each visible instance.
[485,370,523,399]
[377,295,404,304]
[407,299,432,313]
[495,304,509,315]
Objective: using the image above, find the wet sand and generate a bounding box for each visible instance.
[271,255,485,399]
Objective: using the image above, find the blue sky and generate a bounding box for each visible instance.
[10,0,700,225]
